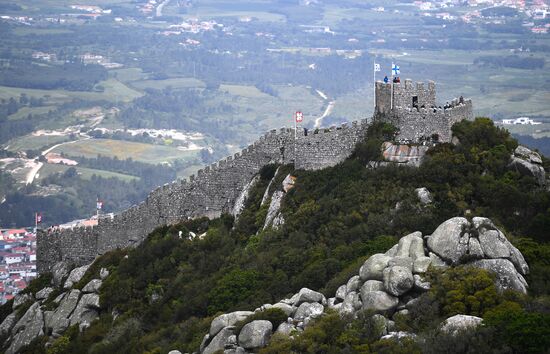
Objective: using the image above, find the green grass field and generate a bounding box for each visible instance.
[51,139,201,164]
[37,163,139,182]
[8,106,56,120]
[131,77,205,91]
[0,78,141,104]
[219,84,271,98]
[6,134,71,152]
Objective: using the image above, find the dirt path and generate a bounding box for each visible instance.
[314,101,335,129]
[24,137,90,185]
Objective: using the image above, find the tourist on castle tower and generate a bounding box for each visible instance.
[383,76,389,83]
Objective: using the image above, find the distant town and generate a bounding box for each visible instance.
[0,228,37,304]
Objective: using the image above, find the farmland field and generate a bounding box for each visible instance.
[37,163,139,182]
[51,139,201,164]
[6,134,71,152]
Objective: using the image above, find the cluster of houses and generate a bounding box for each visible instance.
[500,117,543,125]
[0,228,37,304]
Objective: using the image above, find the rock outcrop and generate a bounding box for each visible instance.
[0,261,107,352]
[197,216,529,354]
[440,314,483,335]
[509,145,546,186]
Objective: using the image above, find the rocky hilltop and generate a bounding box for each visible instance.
[1,118,549,353]
[198,216,529,354]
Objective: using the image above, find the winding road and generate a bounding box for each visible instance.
[24,136,90,185]
[313,89,336,129]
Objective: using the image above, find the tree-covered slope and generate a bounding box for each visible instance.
[3,118,550,353]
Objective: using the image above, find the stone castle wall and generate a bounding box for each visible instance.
[37,79,473,273]
[37,122,369,272]
[374,80,473,143]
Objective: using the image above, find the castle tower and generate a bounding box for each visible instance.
[374,79,473,143]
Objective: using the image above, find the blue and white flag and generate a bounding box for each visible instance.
[392,63,400,76]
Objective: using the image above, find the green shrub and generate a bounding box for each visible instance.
[484,301,550,354]
[21,273,53,295]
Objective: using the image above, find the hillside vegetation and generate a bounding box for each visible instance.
[9,118,550,353]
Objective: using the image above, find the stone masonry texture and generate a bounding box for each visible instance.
[37,81,472,272]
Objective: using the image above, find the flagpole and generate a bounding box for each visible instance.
[372,56,376,109]
[294,112,297,140]
[390,62,394,110]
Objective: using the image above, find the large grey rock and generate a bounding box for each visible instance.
[0,312,17,336]
[440,315,483,335]
[384,244,399,257]
[294,288,325,306]
[293,302,324,321]
[359,254,391,281]
[327,297,341,310]
[36,287,54,301]
[168,351,182,354]
[381,331,416,341]
[429,252,448,268]
[515,145,543,164]
[200,334,210,353]
[238,320,272,349]
[203,327,235,354]
[82,279,102,293]
[468,237,484,259]
[362,291,399,313]
[413,256,432,273]
[52,261,71,287]
[69,293,100,327]
[396,232,423,258]
[469,259,528,294]
[53,292,65,305]
[209,311,253,337]
[263,191,284,230]
[339,291,362,315]
[271,302,294,317]
[474,217,529,275]
[346,275,362,293]
[383,266,414,296]
[233,175,260,218]
[7,302,44,354]
[478,230,511,259]
[335,285,347,300]
[361,280,384,294]
[509,146,546,186]
[49,289,81,334]
[275,322,296,336]
[224,347,247,354]
[415,187,432,205]
[388,256,413,271]
[427,217,470,264]
[12,293,33,310]
[64,264,91,289]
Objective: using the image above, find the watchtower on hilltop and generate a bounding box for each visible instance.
[374,79,473,143]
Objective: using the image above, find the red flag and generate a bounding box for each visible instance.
[295,111,303,123]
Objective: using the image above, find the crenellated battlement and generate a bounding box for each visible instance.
[374,79,473,143]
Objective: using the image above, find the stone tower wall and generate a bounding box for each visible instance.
[374,80,473,142]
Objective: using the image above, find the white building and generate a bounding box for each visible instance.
[501,117,542,125]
